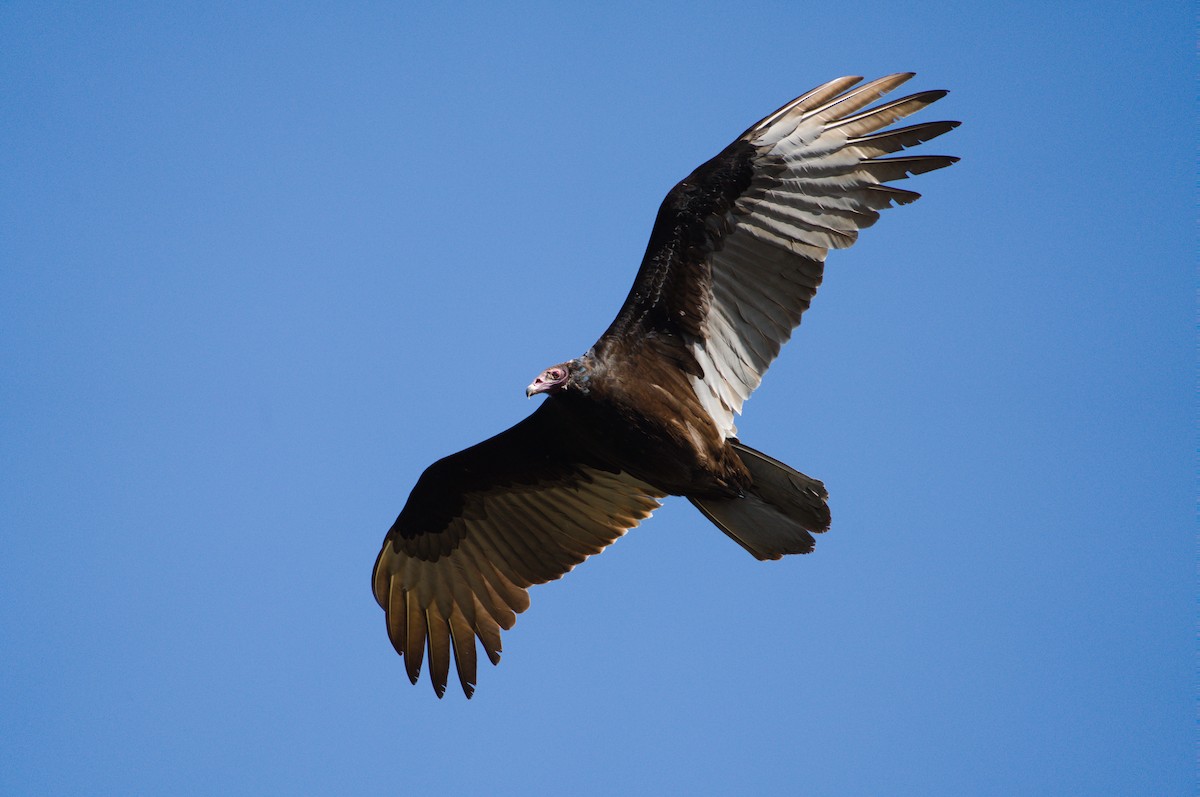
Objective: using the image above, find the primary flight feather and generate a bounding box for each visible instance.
[374,73,958,697]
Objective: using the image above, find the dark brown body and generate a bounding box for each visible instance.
[555,348,751,500]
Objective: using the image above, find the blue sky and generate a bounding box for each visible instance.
[1,3,1192,795]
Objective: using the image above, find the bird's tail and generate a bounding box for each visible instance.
[688,441,831,560]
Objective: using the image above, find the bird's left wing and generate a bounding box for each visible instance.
[372,402,664,698]
[596,73,958,437]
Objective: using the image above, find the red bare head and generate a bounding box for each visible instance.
[526,362,572,398]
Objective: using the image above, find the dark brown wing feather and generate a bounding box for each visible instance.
[596,73,958,438]
[372,401,664,698]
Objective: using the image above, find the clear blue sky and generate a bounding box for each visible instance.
[2,3,1192,795]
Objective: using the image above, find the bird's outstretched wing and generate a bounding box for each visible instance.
[596,73,958,437]
[372,401,664,697]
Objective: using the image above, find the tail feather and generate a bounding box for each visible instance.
[689,441,830,561]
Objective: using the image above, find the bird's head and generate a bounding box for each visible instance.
[526,361,574,398]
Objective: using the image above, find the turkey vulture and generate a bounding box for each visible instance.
[374,73,958,697]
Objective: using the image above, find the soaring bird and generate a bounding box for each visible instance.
[373,73,958,697]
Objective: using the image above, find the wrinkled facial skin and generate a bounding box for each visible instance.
[526,364,570,397]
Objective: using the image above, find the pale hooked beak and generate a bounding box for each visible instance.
[525,378,545,398]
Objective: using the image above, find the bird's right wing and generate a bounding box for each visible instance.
[373,401,665,698]
[596,74,958,438]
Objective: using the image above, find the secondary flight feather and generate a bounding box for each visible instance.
[373,73,958,697]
